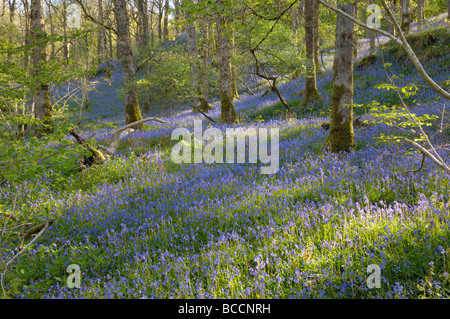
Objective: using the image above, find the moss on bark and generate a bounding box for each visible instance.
[125,103,143,125]
[220,91,236,124]
[330,84,355,152]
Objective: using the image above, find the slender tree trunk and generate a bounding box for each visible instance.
[137,0,150,110]
[185,11,201,105]
[368,0,376,54]
[329,0,355,153]
[7,0,16,63]
[230,24,239,99]
[448,0,450,22]
[199,19,211,111]
[401,0,410,33]
[417,0,424,29]
[313,0,321,75]
[97,0,104,64]
[216,0,235,124]
[174,0,180,37]
[163,0,169,40]
[292,6,298,41]
[304,0,321,104]
[113,0,143,124]
[31,0,52,137]
[158,5,162,40]
[62,0,69,63]
[46,0,55,57]
[150,5,155,47]
[22,0,30,69]
[353,0,358,58]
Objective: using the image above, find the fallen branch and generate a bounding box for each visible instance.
[111,117,168,136]
[0,213,18,223]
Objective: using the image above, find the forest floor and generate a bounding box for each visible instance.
[1,17,450,299]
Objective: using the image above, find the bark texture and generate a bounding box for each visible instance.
[31,0,52,136]
[401,0,410,33]
[113,0,143,124]
[216,0,236,124]
[330,0,355,153]
[304,0,321,104]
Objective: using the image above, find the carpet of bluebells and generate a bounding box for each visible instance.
[1,21,450,299]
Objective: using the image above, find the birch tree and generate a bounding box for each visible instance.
[113,0,143,124]
[401,0,410,33]
[329,0,355,153]
[216,0,236,124]
[304,0,321,104]
[31,0,52,137]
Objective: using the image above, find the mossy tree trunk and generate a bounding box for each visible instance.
[329,0,355,153]
[31,0,52,137]
[113,0,143,125]
[216,0,236,124]
[401,0,410,33]
[304,0,321,104]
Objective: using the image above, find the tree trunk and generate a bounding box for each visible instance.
[292,6,298,40]
[97,0,104,64]
[62,0,69,63]
[368,0,376,54]
[137,0,150,110]
[21,0,30,69]
[329,0,355,153]
[216,0,236,124]
[447,0,450,23]
[185,11,202,107]
[163,0,169,40]
[158,5,162,40]
[113,0,143,125]
[304,0,321,104]
[313,0,321,75]
[199,19,211,112]
[174,0,180,37]
[7,0,16,63]
[353,0,358,58]
[417,0,424,30]
[31,0,52,137]
[231,24,239,99]
[448,0,450,22]
[401,0,410,33]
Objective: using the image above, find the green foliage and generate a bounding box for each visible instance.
[136,46,218,107]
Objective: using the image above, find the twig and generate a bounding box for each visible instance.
[404,152,426,174]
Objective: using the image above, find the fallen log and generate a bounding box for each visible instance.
[70,117,169,165]
[70,129,107,167]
